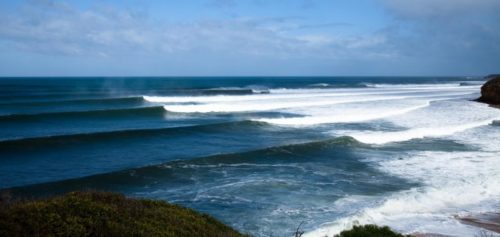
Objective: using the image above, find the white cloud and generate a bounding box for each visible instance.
[374,0,500,75]
[383,0,500,19]
[0,1,390,61]
[1,0,498,76]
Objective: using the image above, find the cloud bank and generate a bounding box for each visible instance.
[0,0,499,76]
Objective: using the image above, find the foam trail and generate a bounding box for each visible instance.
[255,102,431,126]
[162,95,413,113]
[161,92,477,113]
[143,86,477,104]
[145,91,396,103]
[348,117,499,144]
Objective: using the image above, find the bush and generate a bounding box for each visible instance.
[0,191,246,237]
[334,224,409,237]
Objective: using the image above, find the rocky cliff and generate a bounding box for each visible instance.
[477,75,500,105]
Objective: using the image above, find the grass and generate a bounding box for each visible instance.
[0,191,247,237]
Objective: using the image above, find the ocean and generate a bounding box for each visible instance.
[0,77,499,236]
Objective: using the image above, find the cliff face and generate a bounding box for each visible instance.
[477,76,500,105]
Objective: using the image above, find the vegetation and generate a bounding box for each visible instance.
[0,191,246,237]
[0,191,456,237]
[334,224,410,237]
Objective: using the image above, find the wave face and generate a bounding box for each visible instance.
[2,77,499,237]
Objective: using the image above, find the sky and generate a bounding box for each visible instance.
[0,0,499,76]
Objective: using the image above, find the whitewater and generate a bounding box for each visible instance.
[144,82,500,236]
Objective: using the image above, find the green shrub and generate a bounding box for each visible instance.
[0,191,247,237]
[334,224,409,237]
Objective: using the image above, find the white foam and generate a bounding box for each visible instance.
[308,83,330,87]
[306,149,500,237]
[146,83,498,236]
[328,99,500,144]
[372,83,464,88]
[263,86,498,236]
[144,91,393,103]
[256,102,431,126]
[306,101,500,236]
[143,86,477,104]
[348,117,499,144]
[161,91,479,113]
[162,95,412,113]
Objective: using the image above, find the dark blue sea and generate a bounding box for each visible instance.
[1,77,499,236]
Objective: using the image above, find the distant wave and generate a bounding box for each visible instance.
[184,87,270,95]
[0,120,266,150]
[371,83,462,88]
[144,92,361,104]
[0,96,144,106]
[201,88,259,95]
[307,83,371,88]
[366,83,481,93]
[0,92,115,102]
[459,81,485,86]
[149,84,478,114]
[144,86,477,104]
[308,83,330,87]
[0,106,164,122]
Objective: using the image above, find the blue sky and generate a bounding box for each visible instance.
[0,0,499,76]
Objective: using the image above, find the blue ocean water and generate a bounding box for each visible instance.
[1,77,499,236]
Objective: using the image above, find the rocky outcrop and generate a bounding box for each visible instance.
[477,75,500,105]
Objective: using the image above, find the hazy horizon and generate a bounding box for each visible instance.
[0,75,491,78]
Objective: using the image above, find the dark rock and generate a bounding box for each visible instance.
[477,75,500,105]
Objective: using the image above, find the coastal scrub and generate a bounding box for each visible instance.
[0,191,246,237]
[334,224,409,237]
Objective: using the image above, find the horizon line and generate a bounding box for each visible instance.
[0,75,487,78]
